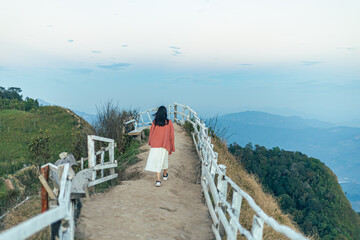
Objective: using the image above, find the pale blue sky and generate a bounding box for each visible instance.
[0,0,359,124]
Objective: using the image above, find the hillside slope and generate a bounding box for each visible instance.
[0,106,94,176]
[212,138,306,239]
[0,106,94,216]
[228,143,360,239]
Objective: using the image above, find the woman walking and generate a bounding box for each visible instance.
[145,106,175,187]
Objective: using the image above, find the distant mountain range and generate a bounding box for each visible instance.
[37,99,97,125]
[214,111,360,211]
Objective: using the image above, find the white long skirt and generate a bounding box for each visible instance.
[144,147,169,173]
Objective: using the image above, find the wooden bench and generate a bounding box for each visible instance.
[125,119,151,141]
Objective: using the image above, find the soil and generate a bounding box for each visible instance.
[76,124,214,240]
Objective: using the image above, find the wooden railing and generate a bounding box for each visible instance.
[135,103,308,240]
[0,135,118,240]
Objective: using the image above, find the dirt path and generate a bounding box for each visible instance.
[76,124,213,240]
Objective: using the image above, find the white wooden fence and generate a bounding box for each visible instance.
[0,135,117,240]
[135,103,308,240]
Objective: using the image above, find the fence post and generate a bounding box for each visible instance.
[88,136,96,181]
[210,153,218,179]
[168,105,171,119]
[182,106,185,123]
[230,190,242,239]
[251,215,264,240]
[40,165,49,213]
[100,149,105,178]
[174,104,178,121]
[109,141,115,175]
[81,157,84,170]
[217,164,227,237]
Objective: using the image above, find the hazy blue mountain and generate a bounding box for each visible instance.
[215,111,360,211]
[72,110,97,125]
[37,98,52,106]
[220,111,336,129]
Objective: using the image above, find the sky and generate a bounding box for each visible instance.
[0,0,359,125]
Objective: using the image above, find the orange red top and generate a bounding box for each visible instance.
[148,120,175,155]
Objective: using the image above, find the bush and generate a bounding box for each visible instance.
[28,130,51,166]
[183,120,194,134]
[94,100,138,155]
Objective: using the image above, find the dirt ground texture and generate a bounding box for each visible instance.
[76,124,214,240]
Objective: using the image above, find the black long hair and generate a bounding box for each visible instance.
[153,106,169,126]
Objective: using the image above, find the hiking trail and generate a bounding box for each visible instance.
[76,123,213,240]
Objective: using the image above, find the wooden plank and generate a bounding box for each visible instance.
[58,164,69,203]
[88,135,114,143]
[205,171,219,205]
[38,175,57,200]
[100,150,105,178]
[174,105,178,120]
[93,162,117,170]
[88,174,118,187]
[230,190,242,239]
[216,205,236,240]
[0,206,67,240]
[81,157,84,170]
[147,111,152,122]
[109,142,115,175]
[212,224,222,240]
[251,215,264,240]
[40,165,49,213]
[87,136,96,181]
[201,180,219,226]
[217,165,228,238]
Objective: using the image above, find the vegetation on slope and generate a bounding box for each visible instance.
[0,106,94,176]
[213,139,305,240]
[228,143,360,240]
[0,87,94,218]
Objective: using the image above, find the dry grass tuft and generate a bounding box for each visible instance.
[0,194,50,239]
[213,138,305,240]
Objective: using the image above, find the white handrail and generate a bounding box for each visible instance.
[135,103,308,240]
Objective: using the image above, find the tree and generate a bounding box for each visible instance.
[24,97,39,111]
[0,87,23,100]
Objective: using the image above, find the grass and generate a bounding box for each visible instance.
[0,194,50,239]
[0,106,94,176]
[0,105,94,238]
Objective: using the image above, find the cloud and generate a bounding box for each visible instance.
[62,68,93,74]
[172,50,182,56]
[169,46,182,56]
[122,44,128,47]
[238,64,253,66]
[91,50,101,54]
[301,61,321,66]
[47,25,53,28]
[337,47,356,51]
[97,63,132,70]
[68,39,74,43]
